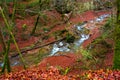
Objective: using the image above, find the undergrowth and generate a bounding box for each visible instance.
[74,17,114,70]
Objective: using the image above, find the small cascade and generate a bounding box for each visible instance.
[0,14,110,67]
[96,14,110,22]
[50,14,110,56]
[50,42,70,56]
[50,23,89,56]
[74,34,89,47]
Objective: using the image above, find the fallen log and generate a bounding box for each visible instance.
[11,37,66,58]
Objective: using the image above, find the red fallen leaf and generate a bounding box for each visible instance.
[82,69,120,79]
[0,66,76,80]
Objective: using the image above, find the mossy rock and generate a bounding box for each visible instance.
[53,29,68,39]
[39,48,50,54]
[24,48,49,65]
[82,27,90,35]
[65,33,75,43]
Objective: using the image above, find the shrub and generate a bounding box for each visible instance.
[89,38,111,58]
[54,0,74,14]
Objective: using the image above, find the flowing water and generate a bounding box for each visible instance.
[0,14,110,67]
[49,14,110,56]
[50,24,90,56]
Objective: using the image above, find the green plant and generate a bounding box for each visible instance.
[65,33,75,43]
[43,27,50,32]
[76,1,94,14]
[63,67,70,75]
[15,3,27,17]
[102,18,113,32]
[26,0,52,11]
[27,0,39,8]
[39,0,52,10]
[42,35,49,40]
[1,38,11,73]
[23,48,49,66]
[54,0,75,14]
[79,47,93,60]
[11,0,17,22]
[0,27,11,73]
[76,46,103,70]
[30,0,49,35]
[52,30,68,39]
[93,0,105,10]
[0,7,26,69]
[103,1,113,8]
[4,0,13,3]
[113,0,120,69]
[22,24,27,31]
[89,38,111,58]
[57,66,71,75]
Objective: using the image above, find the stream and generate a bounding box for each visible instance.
[0,14,110,67]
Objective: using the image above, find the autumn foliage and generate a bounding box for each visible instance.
[0,66,120,80]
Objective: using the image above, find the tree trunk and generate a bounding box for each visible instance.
[0,28,6,54]
[113,0,120,69]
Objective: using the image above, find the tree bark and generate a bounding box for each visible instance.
[0,27,6,55]
[113,0,120,69]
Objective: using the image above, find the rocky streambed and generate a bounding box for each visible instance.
[0,12,110,68]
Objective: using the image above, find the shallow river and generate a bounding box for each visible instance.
[0,14,110,67]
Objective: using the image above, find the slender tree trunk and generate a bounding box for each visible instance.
[12,0,17,23]
[1,39,11,73]
[0,27,6,54]
[0,26,11,73]
[30,14,40,36]
[30,0,42,36]
[113,0,120,69]
[0,7,26,69]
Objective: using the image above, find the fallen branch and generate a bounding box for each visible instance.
[11,37,66,58]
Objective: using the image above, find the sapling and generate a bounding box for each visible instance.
[0,7,26,69]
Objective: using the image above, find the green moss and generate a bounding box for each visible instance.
[42,35,50,40]
[23,48,49,66]
[15,3,27,17]
[1,0,13,3]
[54,0,74,14]
[91,44,108,57]
[114,1,120,69]
[65,33,75,43]
[113,24,120,69]
[52,30,68,39]
[104,1,113,8]
[113,40,120,69]
[89,38,111,58]
[42,28,50,32]
[27,0,39,8]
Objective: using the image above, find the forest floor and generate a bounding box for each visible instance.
[0,8,120,79]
